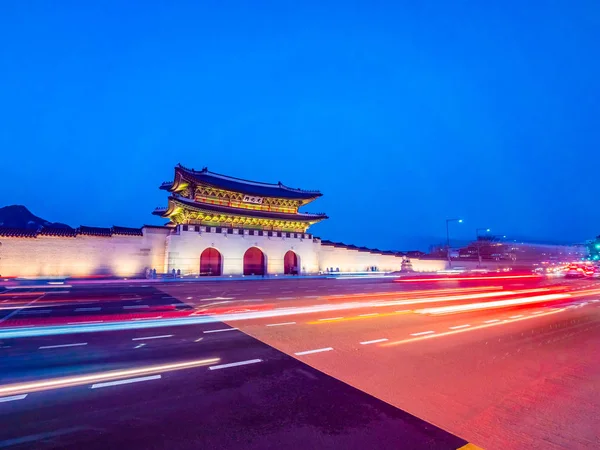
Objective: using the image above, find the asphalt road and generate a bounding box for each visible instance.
[1,276,600,449]
[0,313,467,449]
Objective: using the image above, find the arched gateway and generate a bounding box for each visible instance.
[284,250,299,275]
[155,165,328,277]
[200,248,222,276]
[243,247,266,276]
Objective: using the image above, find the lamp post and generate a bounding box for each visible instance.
[475,228,491,267]
[446,218,463,268]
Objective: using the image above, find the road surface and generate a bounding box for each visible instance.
[1,275,599,449]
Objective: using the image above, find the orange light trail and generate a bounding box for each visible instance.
[307,310,411,325]
[382,308,565,347]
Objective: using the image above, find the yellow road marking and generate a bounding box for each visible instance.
[457,443,485,450]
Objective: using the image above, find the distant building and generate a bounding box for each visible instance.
[458,236,586,264]
[0,165,446,277]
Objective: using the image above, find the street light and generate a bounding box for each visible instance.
[446,218,463,268]
[475,228,491,267]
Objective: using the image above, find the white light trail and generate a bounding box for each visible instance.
[0,357,219,396]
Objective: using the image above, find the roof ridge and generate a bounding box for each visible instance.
[176,163,321,194]
[165,196,327,220]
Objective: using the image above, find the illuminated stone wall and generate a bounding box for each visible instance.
[317,245,448,273]
[0,227,169,278]
[0,225,450,278]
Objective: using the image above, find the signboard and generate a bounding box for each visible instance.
[243,195,264,205]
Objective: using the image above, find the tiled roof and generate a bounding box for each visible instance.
[0,225,149,238]
[156,196,328,222]
[112,226,143,236]
[166,164,322,200]
[320,240,407,257]
[78,226,112,237]
[39,227,78,237]
[0,227,38,238]
[142,224,172,230]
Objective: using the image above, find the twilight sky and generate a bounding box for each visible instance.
[1,1,599,250]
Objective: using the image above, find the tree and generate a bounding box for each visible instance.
[586,235,600,261]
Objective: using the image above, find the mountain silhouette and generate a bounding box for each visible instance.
[0,205,72,230]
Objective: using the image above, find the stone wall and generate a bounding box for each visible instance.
[0,227,169,278]
[0,224,451,278]
[318,244,447,273]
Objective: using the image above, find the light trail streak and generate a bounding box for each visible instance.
[395,274,542,282]
[383,309,565,347]
[0,288,562,339]
[320,285,504,302]
[0,357,220,396]
[308,310,410,324]
[415,293,570,315]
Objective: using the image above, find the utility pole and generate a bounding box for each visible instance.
[446,218,463,269]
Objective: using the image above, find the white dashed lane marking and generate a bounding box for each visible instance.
[131,335,173,341]
[208,359,262,370]
[360,338,388,345]
[449,324,470,330]
[266,322,296,327]
[39,343,87,350]
[91,375,161,389]
[0,394,28,403]
[295,347,333,356]
[410,331,435,336]
[203,328,239,334]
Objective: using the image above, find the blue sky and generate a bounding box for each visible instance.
[1,1,599,250]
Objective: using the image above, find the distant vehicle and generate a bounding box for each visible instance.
[565,263,595,278]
